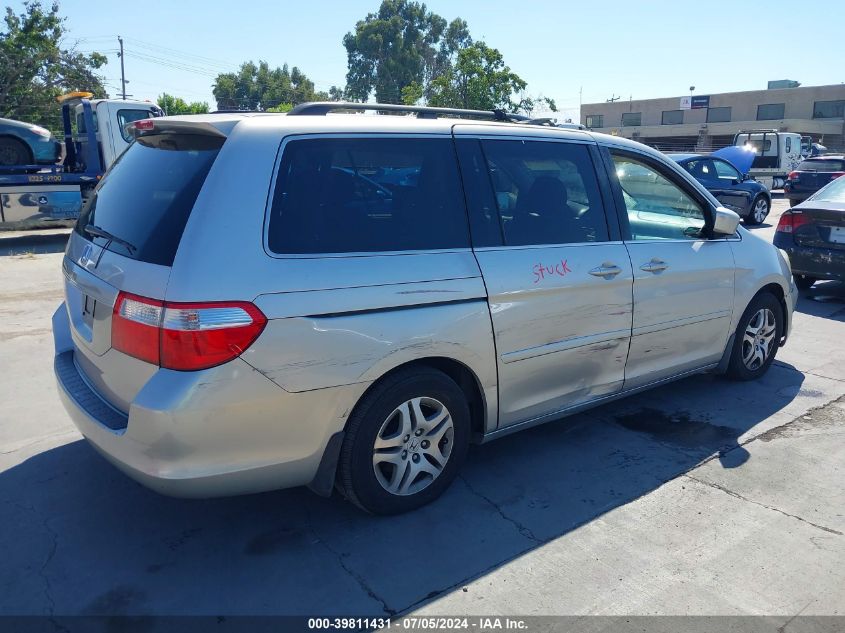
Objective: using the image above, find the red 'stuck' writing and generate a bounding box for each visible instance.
[533,259,572,284]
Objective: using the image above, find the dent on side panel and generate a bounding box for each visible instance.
[242,299,499,428]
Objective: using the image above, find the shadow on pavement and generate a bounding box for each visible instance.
[0,231,69,256]
[0,363,806,617]
[795,281,845,320]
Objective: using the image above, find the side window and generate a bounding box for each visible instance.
[612,153,706,241]
[685,159,717,181]
[785,137,792,153]
[713,159,741,181]
[267,137,469,254]
[117,109,154,143]
[480,140,609,246]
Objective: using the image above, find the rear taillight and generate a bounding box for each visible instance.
[787,171,799,181]
[776,211,811,234]
[112,292,267,371]
[829,172,845,180]
[134,119,155,131]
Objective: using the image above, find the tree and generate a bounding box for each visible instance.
[0,1,108,132]
[157,93,209,115]
[343,0,446,104]
[427,42,527,112]
[212,61,328,111]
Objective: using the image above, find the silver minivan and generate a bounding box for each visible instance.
[53,103,797,514]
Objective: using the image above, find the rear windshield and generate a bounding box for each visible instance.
[798,159,845,172]
[810,176,845,203]
[75,133,223,266]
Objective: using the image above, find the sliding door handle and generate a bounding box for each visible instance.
[640,259,669,273]
[589,264,622,278]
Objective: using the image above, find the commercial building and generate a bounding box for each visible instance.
[580,83,845,152]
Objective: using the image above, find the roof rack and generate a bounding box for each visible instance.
[287,101,530,122]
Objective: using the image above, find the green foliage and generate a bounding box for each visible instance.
[343,2,544,114]
[427,42,526,112]
[212,61,330,111]
[517,95,558,117]
[157,93,209,115]
[343,0,446,104]
[265,103,293,113]
[0,1,108,132]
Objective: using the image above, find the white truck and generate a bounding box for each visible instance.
[733,129,803,190]
[0,92,162,228]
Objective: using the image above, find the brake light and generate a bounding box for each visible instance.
[787,171,799,180]
[776,211,811,234]
[112,292,267,371]
[134,119,155,131]
[830,172,845,180]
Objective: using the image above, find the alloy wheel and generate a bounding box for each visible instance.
[742,308,777,370]
[753,197,769,223]
[372,396,454,496]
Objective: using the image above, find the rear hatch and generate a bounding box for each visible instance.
[791,158,845,193]
[793,203,845,251]
[63,125,226,413]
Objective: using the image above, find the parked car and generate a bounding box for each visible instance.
[783,155,845,207]
[774,173,845,290]
[669,153,772,225]
[53,103,796,515]
[0,117,62,167]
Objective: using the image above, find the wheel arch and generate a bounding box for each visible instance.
[0,134,34,164]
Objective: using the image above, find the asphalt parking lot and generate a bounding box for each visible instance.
[1,197,843,619]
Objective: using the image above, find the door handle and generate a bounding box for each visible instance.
[640,259,669,273]
[589,263,622,278]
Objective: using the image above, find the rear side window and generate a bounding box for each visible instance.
[267,137,469,254]
[798,159,845,172]
[480,139,609,246]
[75,133,222,266]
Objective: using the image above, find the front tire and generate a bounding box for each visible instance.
[746,195,770,225]
[0,137,32,167]
[337,367,470,515]
[726,292,783,381]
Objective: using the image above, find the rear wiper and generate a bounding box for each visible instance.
[82,224,137,254]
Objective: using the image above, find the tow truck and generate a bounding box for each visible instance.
[0,92,162,228]
[733,129,803,190]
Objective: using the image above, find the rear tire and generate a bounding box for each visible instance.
[337,367,470,515]
[0,137,32,167]
[794,275,816,291]
[726,292,783,381]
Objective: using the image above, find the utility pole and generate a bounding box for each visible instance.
[606,94,620,103]
[118,36,126,100]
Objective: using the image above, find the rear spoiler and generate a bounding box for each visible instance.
[127,117,235,140]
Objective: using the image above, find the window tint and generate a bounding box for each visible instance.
[267,137,469,254]
[662,110,684,125]
[813,100,845,119]
[706,106,731,123]
[117,109,154,142]
[685,159,717,180]
[798,159,845,172]
[76,111,98,134]
[612,154,706,241]
[713,159,741,180]
[480,140,608,246]
[621,112,641,126]
[757,103,785,120]
[585,115,604,128]
[75,134,222,266]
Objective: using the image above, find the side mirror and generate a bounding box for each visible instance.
[712,206,741,237]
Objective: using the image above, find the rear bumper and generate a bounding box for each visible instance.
[52,304,363,498]
[775,242,845,282]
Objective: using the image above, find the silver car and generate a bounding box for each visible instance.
[53,103,797,514]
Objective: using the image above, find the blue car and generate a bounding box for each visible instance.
[668,153,772,225]
[0,117,62,167]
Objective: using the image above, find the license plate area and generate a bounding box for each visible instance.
[828,226,845,244]
[82,294,96,329]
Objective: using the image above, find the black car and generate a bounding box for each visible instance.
[668,153,772,225]
[774,173,845,290]
[784,155,845,207]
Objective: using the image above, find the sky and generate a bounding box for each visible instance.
[30,0,845,122]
